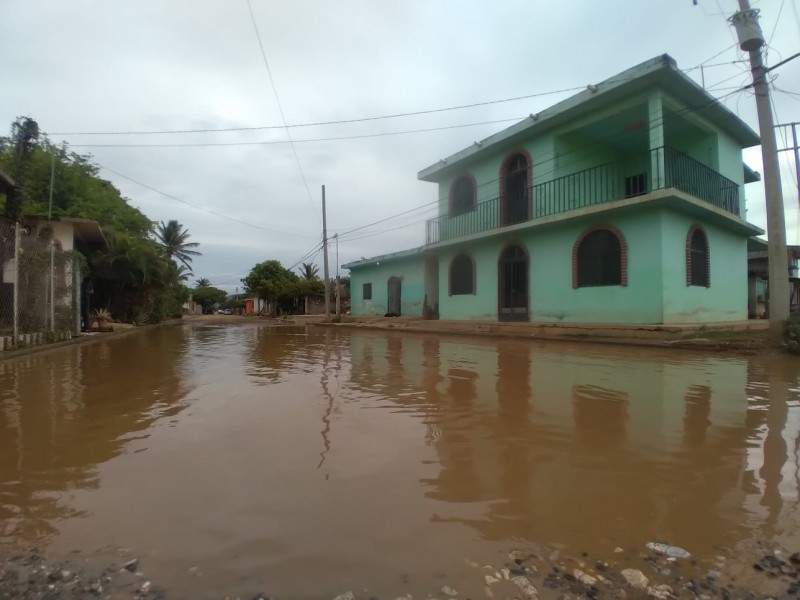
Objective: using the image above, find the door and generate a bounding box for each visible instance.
[498,244,529,321]
[502,154,530,225]
[388,276,402,316]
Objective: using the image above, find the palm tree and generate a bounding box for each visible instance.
[299,262,319,280]
[155,220,201,269]
[195,277,211,288]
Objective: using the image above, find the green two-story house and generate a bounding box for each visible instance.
[344,54,763,324]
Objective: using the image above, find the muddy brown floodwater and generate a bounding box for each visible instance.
[1,323,799,598]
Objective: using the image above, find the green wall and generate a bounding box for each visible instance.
[660,211,747,323]
[716,131,747,219]
[349,255,426,317]
[437,211,665,323]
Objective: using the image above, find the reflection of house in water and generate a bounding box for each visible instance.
[347,332,798,557]
[0,327,190,544]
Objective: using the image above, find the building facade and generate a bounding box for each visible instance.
[345,55,763,324]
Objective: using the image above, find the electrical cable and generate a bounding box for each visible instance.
[47,45,741,139]
[66,118,525,148]
[245,0,320,225]
[97,163,318,238]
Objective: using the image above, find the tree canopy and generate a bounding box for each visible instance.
[155,219,201,269]
[0,116,197,323]
[192,285,228,312]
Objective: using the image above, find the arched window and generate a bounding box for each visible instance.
[686,226,710,287]
[450,176,476,217]
[450,254,475,295]
[574,227,626,288]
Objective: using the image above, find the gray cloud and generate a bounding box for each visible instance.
[1,0,797,292]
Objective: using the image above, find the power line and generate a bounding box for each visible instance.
[287,240,324,272]
[66,118,525,148]
[46,45,739,139]
[768,0,786,48]
[48,88,586,137]
[98,163,317,238]
[245,0,319,225]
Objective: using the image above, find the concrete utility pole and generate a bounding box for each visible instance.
[730,0,789,338]
[322,185,331,322]
[334,233,341,320]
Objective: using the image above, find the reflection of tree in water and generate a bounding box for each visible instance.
[0,326,191,546]
[245,326,312,385]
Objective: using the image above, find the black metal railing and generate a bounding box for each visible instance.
[425,146,740,244]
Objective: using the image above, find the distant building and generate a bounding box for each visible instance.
[344,54,763,324]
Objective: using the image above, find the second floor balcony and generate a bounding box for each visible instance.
[425,146,741,245]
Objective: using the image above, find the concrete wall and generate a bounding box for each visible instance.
[349,255,426,317]
[660,211,747,323]
[437,211,667,323]
[716,131,747,219]
[32,221,75,251]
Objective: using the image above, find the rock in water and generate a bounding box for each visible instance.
[440,585,459,597]
[333,592,355,600]
[511,575,539,598]
[123,558,139,572]
[646,543,691,559]
[621,569,649,590]
[573,569,598,586]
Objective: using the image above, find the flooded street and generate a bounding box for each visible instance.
[1,323,799,598]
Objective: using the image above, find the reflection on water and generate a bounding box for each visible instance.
[0,324,799,597]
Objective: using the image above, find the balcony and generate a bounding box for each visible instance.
[425,146,741,245]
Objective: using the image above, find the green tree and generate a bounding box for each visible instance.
[242,260,298,316]
[195,277,211,288]
[155,220,201,269]
[299,262,319,280]
[0,117,195,324]
[192,285,228,313]
[4,117,39,219]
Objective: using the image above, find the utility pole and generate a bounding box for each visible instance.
[730,0,789,338]
[791,123,800,208]
[335,233,341,320]
[322,185,331,322]
[48,153,55,332]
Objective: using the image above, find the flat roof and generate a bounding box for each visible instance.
[25,215,108,247]
[418,54,761,182]
[343,246,425,270]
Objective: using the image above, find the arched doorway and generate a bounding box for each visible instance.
[502,154,529,225]
[388,276,402,315]
[498,244,528,321]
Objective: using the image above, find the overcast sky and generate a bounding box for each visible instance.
[1,0,799,292]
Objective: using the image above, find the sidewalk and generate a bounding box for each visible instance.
[316,316,771,351]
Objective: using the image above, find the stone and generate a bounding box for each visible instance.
[511,575,539,598]
[621,569,649,590]
[333,592,355,600]
[139,580,152,594]
[573,569,598,587]
[440,585,458,597]
[485,575,499,585]
[509,550,528,561]
[89,580,103,595]
[123,558,139,572]
[647,584,673,599]
[500,568,510,580]
[614,547,624,554]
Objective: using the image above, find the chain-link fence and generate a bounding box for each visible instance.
[0,216,81,350]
